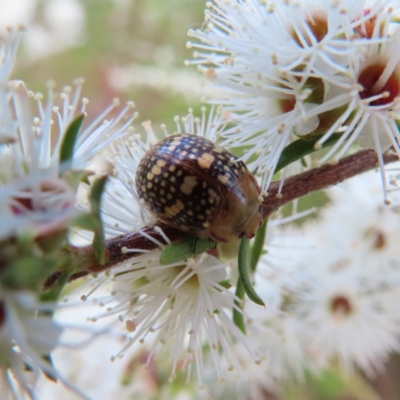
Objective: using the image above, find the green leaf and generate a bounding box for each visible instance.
[93,230,106,265]
[218,280,232,289]
[160,237,215,265]
[233,278,246,334]
[303,77,325,105]
[90,176,108,265]
[313,369,347,399]
[60,114,84,163]
[90,175,108,214]
[40,270,72,303]
[238,238,265,306]
[73,213,101,231]
[2,256,59,290]
[36,229,67,254]
[274,133,343,173]
[63,169,93,191]
[250,219,268,272]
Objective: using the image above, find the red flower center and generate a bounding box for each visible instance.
[293,14,328,47]
[358,64,400,106]
[331,295,352,315]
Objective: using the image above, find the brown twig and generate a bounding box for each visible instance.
[43,149,399,289]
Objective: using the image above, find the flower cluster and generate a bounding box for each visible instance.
[2,0,400,399]
[0,28,138,398]
[188,0,400,200]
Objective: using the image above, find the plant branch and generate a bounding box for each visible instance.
[43,149,399,289]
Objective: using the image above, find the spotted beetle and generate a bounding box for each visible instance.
[135,133,263,242]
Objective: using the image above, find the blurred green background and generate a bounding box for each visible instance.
[9,0,205,129]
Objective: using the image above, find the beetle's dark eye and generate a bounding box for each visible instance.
[239,231,246,239]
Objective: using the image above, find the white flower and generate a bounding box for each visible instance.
[317,166,400,289]
[265,168,400,376]
[0,288,63,399]
[297,265,400,376]
[0,28,24,145]
[313,22,400,202]
[6,79,137,175]
[0,76,137,241]
[0,174,77,241]
[187,0,400,195]
[81,251,261,387]
[0,28,22,85]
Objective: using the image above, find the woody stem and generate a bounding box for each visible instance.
[43,149,398,289]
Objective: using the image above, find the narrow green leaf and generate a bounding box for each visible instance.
[63,170,93,191]
[2,257,59,290]
[238,238,265,306]
[303,77,325,105]
[40,271,72,303]
[233,278,246,334]
[93,231,106,265]
[90,176,108,265]
[60,114,84,163]
[160,237,215,265]
[73,213,100,231]
[218,280,232,289]
[250,219,268,272]
[274,133,343,173]
[90,175,108,212]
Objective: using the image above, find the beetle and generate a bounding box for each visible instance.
[135,133,263,242]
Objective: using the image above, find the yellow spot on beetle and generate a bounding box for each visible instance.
[217,174,230,184]
[198,153,215,169]
[157,159,166,167]
[152,165,162,175]
[213,145,224,153]
[165,200,185,217]
[180,175,198,195]
[147,172,154,180]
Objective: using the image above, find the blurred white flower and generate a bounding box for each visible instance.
[0,288,63,399]
[298,264,400,376]
[0,28,24,145]
[318,166,400,288]
[274,168,400,377]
